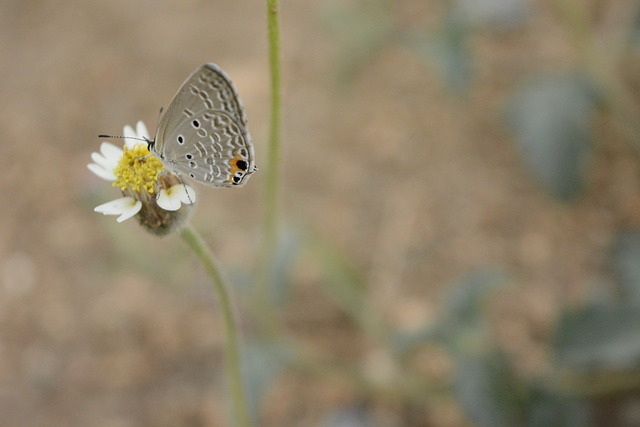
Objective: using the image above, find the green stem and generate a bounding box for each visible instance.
[180,224,252,427]
[255,0,283,334]
[264,0,282,238]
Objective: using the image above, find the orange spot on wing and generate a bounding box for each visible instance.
[227,155,246,182]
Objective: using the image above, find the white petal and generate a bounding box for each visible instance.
[116,201,142,222]
[91,151,117,172]
[123,124,135,137]
[91,151,107,166]
[174,184,196,204]
[94,197,139,215]
[136,121,150,140]
[156,188,182,211]
[99,142,123,163]
[123,124,139,149]
[87,163,116,181]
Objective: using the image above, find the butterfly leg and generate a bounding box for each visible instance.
[134,153,156,163]
[155,170,195,204]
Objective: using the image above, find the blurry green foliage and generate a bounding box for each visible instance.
[409,23,474,94]
[633,10,640,48]
[524,389,591,427]
[392,271,503,362]
[267,227,303,306]
[391,270,595,427]
[553,304,640,370]
[452,350,521,427]
[249,228,640,425]
[255,1,640,425]
[611,232,640,302]
[312,232,373,332]
[552,232,640,373]
[242,340,293,423]
[323,0,395,84]
[449,0,529,30]
[506,74,599,200]
[432,272,594,427]
[319,405,376,427]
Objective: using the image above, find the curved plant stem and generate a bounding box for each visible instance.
[180,224,252,427]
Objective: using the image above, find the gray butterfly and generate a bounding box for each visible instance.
[149,63,256,187]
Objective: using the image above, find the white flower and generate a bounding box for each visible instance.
[88,121,196,234]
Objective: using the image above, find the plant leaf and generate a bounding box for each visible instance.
[268,226,303,306]
[525,388,591,427]
[506,74,597,200]
[450,0,530,30]
[242,340,293,422]
[444,270,506,326]
[453,351,520,427]
[319,405,377,427]
[611,232,640,303]
[407,25,473,94]
[392,324,444,358]
[553,304,640,370]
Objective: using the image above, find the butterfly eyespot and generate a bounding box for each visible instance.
[236,160,248,171]
[189,161,197,169]
[185,154,193,160]
[192,120,200,128]
[232,174,242,184]
[177,135,184,144]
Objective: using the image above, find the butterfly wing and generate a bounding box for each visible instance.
[152,63,256,187]
[154,63,251,158]
[161,110,255,187]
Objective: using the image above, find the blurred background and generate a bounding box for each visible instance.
[2,0,640,426]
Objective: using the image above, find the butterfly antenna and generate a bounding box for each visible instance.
[98,134,152,145]
[99,107,163,149]
[98,134,151,143]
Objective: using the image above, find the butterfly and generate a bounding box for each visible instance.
[148,63,256,187]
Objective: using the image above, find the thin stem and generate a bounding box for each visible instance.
[180,224,252,427]
[264,0,282,239]
[255,0,283,334]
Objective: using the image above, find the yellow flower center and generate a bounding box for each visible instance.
[113,144,165,194]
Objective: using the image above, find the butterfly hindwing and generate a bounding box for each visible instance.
[162,110,254,188]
